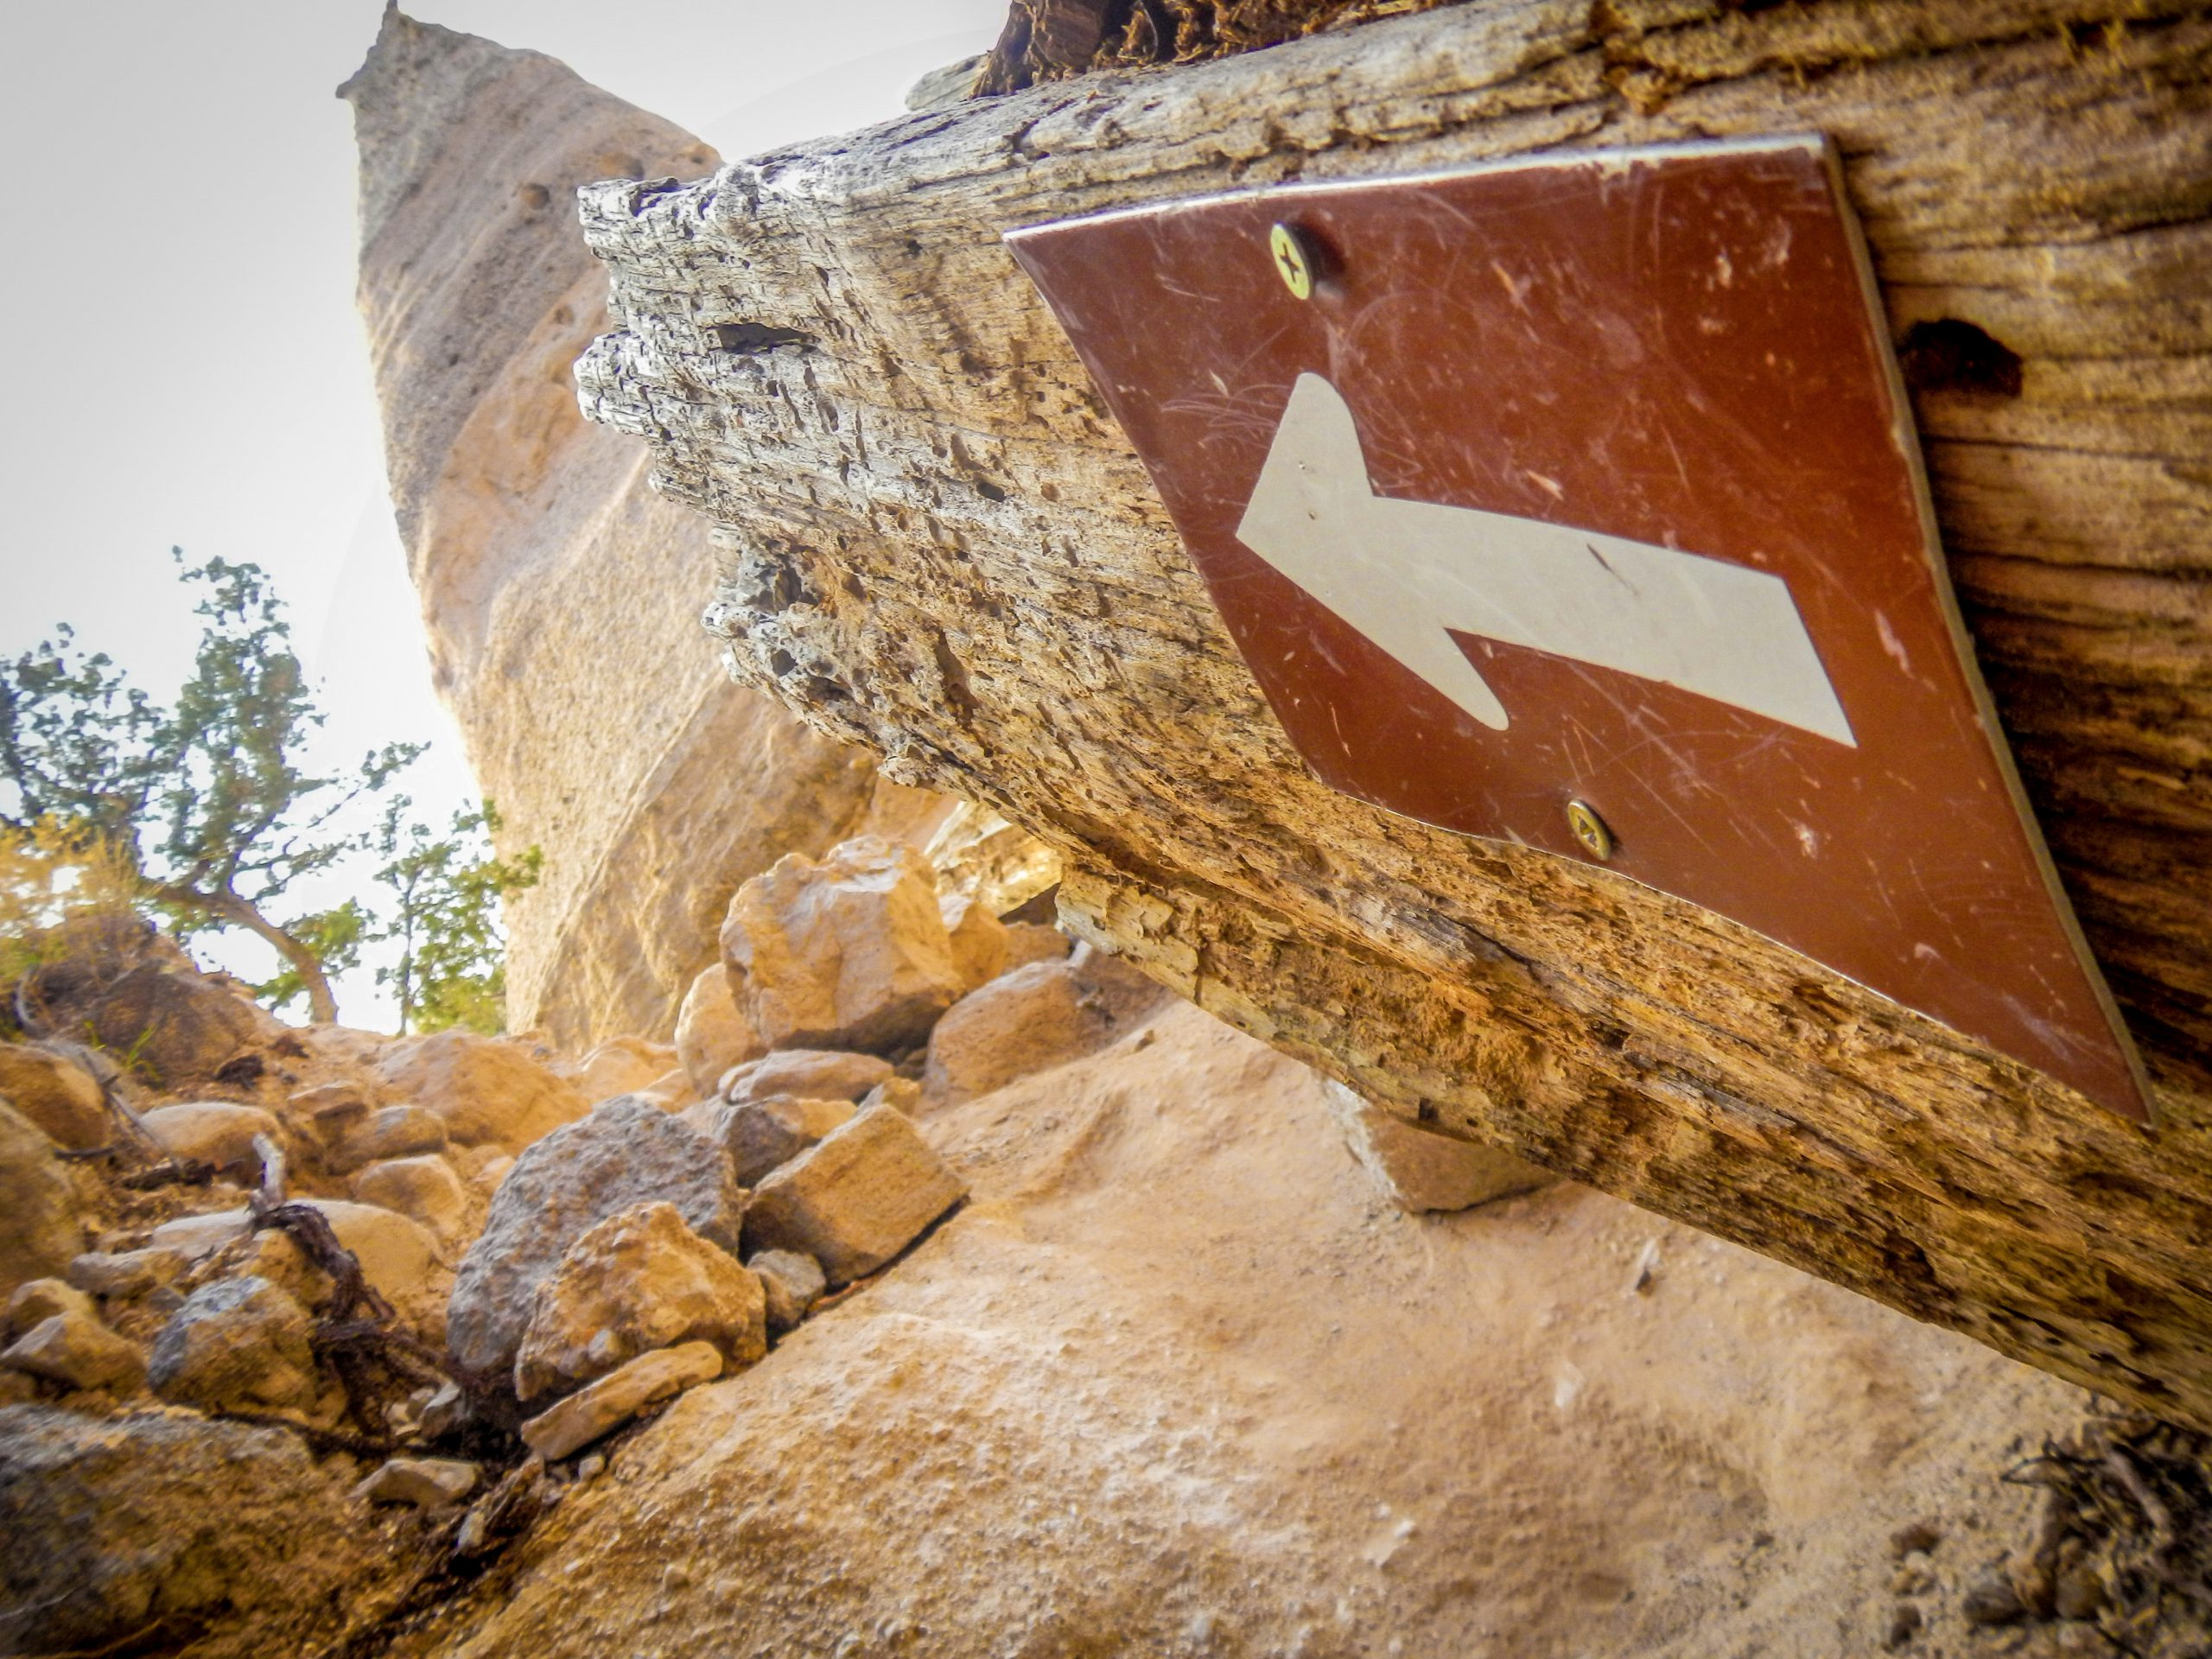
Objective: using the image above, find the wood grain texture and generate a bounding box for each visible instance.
[575,0,2212,1420]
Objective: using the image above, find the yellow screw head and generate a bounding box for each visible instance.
[1566,799,1615,861]
[1268,222,1314,300]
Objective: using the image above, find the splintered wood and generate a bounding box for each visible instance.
[575,2,2212,1422]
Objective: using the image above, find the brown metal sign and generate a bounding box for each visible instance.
[1007,136,2152,1122]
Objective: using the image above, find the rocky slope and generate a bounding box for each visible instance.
[6,861,2207,1657]
[340,10,908,1048]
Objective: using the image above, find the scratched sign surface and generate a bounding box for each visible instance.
[1006,136,2152,1122]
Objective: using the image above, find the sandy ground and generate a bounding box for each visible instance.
[398,998,2107,1659]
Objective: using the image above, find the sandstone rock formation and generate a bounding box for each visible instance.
[573,2,2212,1424]
[340,10,893,1047]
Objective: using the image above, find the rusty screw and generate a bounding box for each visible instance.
[1268,222,1317,300]
[1566,799,1615,861]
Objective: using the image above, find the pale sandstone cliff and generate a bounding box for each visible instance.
[340,10,887,1046]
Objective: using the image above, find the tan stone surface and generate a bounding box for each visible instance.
[672,963,763,1096]
[1319,1079,1554,1213]
[0,1044,108,1151]
[741,1103,968,1286]
[340,9,889,1048]
[573,3,2212,1422]
[721,837,966,1055]
[517,1339,723,1460]
[375,1029,586,1154]
[428,995,2137,1659]
[514,1202,765,1402]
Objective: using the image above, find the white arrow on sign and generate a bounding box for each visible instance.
[1234,372,1857,747]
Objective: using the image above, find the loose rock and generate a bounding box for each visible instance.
[514,1201,766,1402]
[67,1247,188,1301]
[940,891,1011,993]
[922,960,1107,1106]
[0,1103,84,1299]
[326,1103,448,1175]
[376,1028,587,1152]
[1319,1082,1555,1213]
[147,1210,253,1263]
[518,1339,724,1460]
[709,1094,855,1186]
[357,1455,480,1508]
[139,1101,284,1177]
[0,1404,379,1655]
[1962,1572,2028,1626]
[723,1049,894,1107]
[675,963,765,1096]
[721,836,965,1054]
[447,1096,745,1376]
[1001,920,1072,974]
[147,1274,318,1414]
[9,1278,95,1337]
[569,1035,679,1103]
[79,963,271,1087]
[742,1103,967,1286]
[0,1041,109,1149]
[750,1249,826,1333]
[1,1308,145,1393]
[352,1154,470,1243]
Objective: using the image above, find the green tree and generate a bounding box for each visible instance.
[0,551,416,1023]
[370,797,543,1034]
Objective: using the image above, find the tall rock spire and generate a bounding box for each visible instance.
[341,12,882,1045]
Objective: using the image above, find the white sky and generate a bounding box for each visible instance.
[0,0,1006,1026]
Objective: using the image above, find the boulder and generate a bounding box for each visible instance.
[0,1042,108,1149]
[0,1404,380,1656]
[709,1094,855,1187]
[741,1103,967,1286]
[351,1154,470,1243]
[940,891,1010,994]
[514,1202,766,1402]
[446,1096,745,1377]
[147,1210,252,1263]
[517,1340,723,1461]
[299,1200,445,1334]
[633,1066,699,1111]
[721,837,964,1055]
[147,1275,318,1414]
[80,963,270,1087]
[67,1248,187,1302]
[723,1049,894,1107]
[0,1103,83,1299]
[356,1455,479,1508]
[923,960,1107,1106]
[569,1036,678,1103]
[375,1029,587,1153]
[1319,1082,1555,1213]
[749,1249,826,1334]
[325,1103,448,1175]
[9,1279,95,1337]
[139,1101,283,1176]
[0,1308,145,1393]
[674,963,765,1096]
[1001,920,1072,975]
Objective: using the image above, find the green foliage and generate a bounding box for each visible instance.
[370,798,543,1035]
[1,550,535,1033]
[251,899,369,1017]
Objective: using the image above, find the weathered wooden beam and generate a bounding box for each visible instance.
[575,0,2212,1421]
